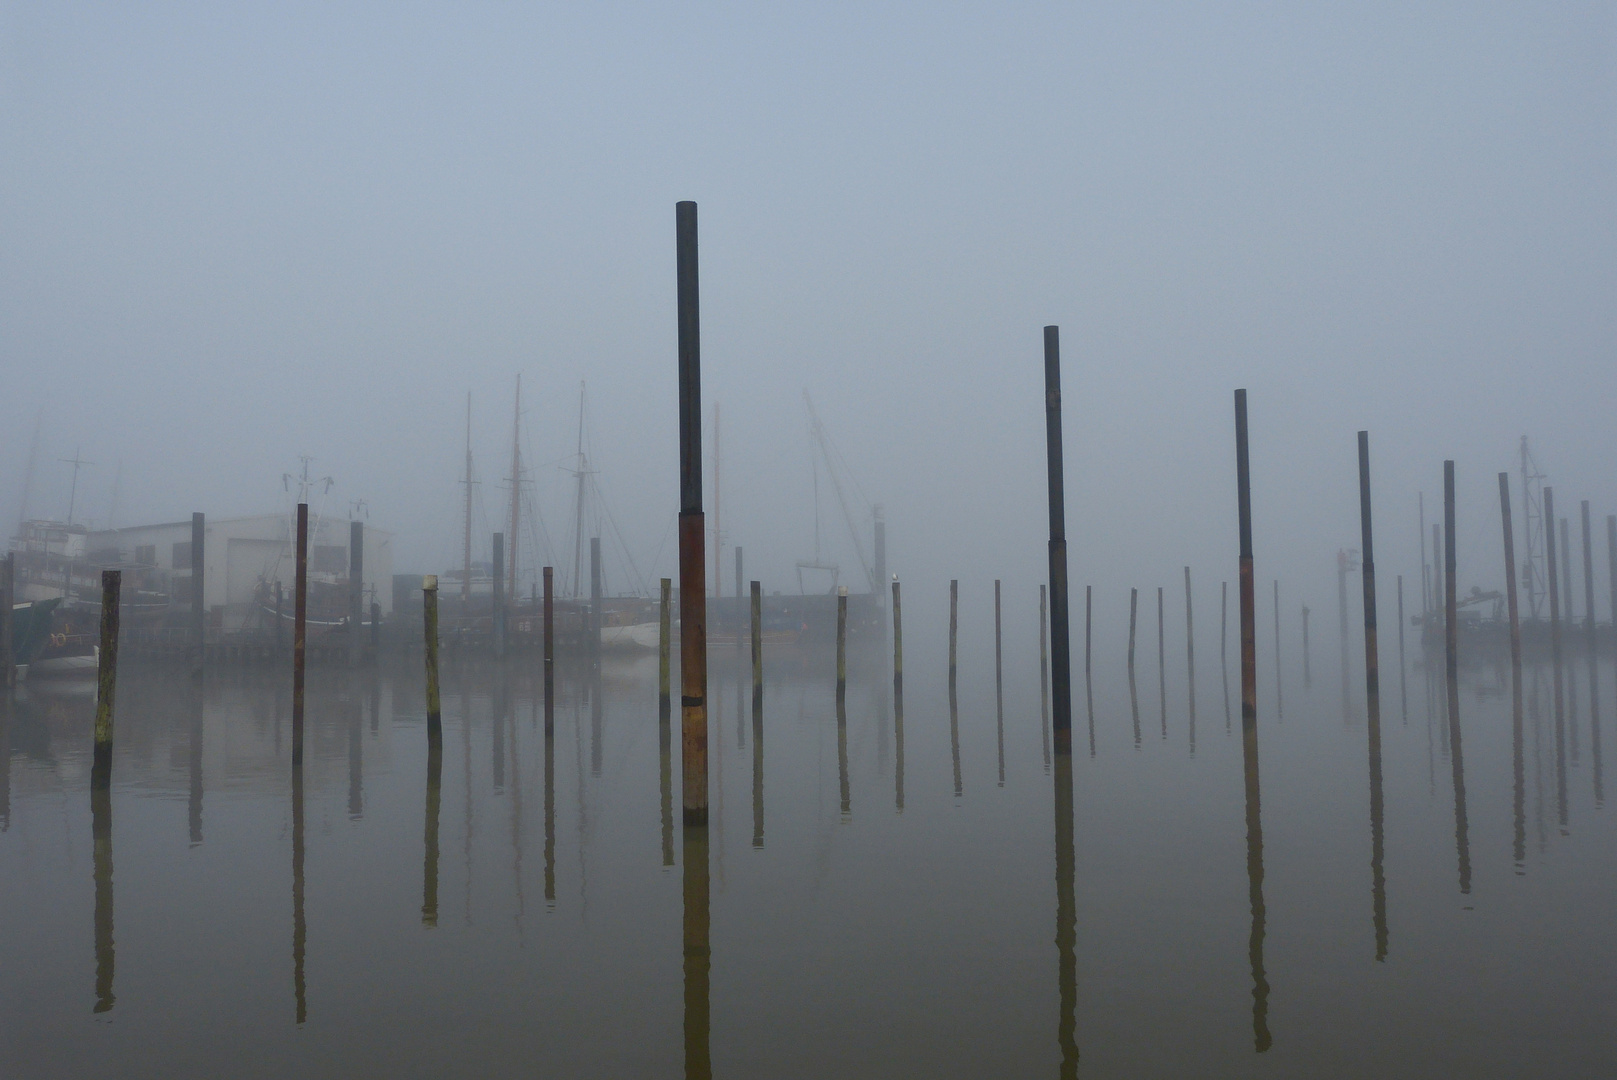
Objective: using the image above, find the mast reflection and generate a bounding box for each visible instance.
[188,687,204,843]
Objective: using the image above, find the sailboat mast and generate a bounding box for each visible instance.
[509,375,521,599]
[571,383,586,598]
[463,392,473,605]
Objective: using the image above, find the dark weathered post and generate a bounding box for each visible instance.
[292,503,308,766]
[1184,567,1195,698]
[1044,325,1073,753]
[1084,584,1093,680]
[543,566,555,727]
[0,553,13,689]
[659,577,672,704]
[1235,389,1258,726]
[492,531,506,659]
[191,512,205,675]
[836,586,848,702]
[422,707,442,926]
[1040,583,1052,765]
[873,508,887,622]
[1547,490,1565,727]
[1581,501,1597,656]
[750,580,762,691]
[1446,460,1471,891]
[995,579,1006,784]
[892,578,903,686]
[92,770,115,1013]
[1233,388,1269,1051]
[676,199,709,828]
[424,575,442,740]
[1359,431,1380,718]
[1498,475,1521,670]
[948,579,959,686]
[350,520,365,667]
[1127,587,1139,672]
[92,570,121,790]
[1157,586,1167,737]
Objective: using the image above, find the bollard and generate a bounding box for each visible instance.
[423,575,442,741]
[292,504,308,767]
[92,569,122,790]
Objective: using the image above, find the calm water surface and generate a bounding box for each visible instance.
[3,619,1615,1078]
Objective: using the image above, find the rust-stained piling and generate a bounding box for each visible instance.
[190,512,205,676]
[949,579,959,686]
[350,520,365,667]
[92,569,121,789]
[423,575,442,739]
[1044,325,1073,753]
[676,199,708,828]
[292,503,308,767]
[836,586,848,702]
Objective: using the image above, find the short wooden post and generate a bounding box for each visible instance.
[423,575,442,741]
[92,569,121,790]
[836,586,848,702]
[292,503,308,766]
[1127,587,1138,673]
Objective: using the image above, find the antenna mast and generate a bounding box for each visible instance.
[62,447,93,526]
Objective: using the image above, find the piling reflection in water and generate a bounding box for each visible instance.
[1546,492,1567,832]
[188,687,204,843]
[995,579,1005,787]
[91,780,115,1014]
[837,692,851,818]
[1581,502,1601,807]
[1445,463,1471,891]
[292,762,307,1024]
[949,682,962,798]
[683,825,711,1080]
[1241,697,1270,1052]
[347,678,363,820]
[1052,751,1078,1078]
[752,675,764,847]
[545,686,557,905]
[423,727,443,926]
[1185,568,1196,757]
[660,695,675,867]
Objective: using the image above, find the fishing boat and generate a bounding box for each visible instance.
[28,600,99,678]
[8,597,62,681]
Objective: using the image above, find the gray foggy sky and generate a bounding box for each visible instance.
[3,3,1614,628]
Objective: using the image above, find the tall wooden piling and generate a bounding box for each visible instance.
[423,575,442,740]
[190,512,205,675]
[1446,460,1471,891]
[92,770,115,1013]
[1498,475,1522,670]
[676,199,709,828]
[1128,587,1138,672]
[1581,501,1596,649]
[0,553,13,690]
[350,520,365,667]
[836,586,848,702]
[1184,567,1195,695]
[1235,389,1258,728]
[949,579,959,686]
[92,569,121,790]
[492,532,506,659]
[543,566,555,726]
[892,578,903,687]
[1358,431,1380,719]
[1040,584,1052,766]
[735,547,743,643]
[292,503,308,767]
[1044,325,1073,753]
[659,577,672,704]
[750,580,762,690]
[1084,584,1092,680]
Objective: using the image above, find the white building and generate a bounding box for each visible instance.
[88,513,393,631]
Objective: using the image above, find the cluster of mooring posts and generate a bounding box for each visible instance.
[56,202,1617,1069]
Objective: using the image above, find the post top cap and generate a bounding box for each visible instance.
[423,574,438,589]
